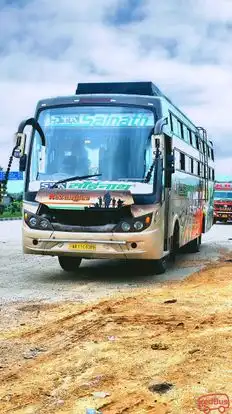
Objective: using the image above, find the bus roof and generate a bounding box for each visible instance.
[36,81,212,145]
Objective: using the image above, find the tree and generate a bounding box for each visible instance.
[0,166,3,171]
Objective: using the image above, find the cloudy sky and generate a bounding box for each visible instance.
[0,0,232,178]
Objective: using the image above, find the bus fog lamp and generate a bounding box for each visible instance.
[121,222,131,232]
[134,221,144,231]
[29,217,37,227]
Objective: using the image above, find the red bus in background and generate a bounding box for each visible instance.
[214,182,232,223]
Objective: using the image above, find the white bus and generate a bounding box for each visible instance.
[11,82,215,274]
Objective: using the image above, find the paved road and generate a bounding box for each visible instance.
[0,221,231,304]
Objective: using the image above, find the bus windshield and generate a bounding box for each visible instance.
[28,105,155,191]
[214,191,232,200]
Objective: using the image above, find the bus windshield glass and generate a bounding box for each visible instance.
[214,191,232,200]
[28,105,155,191]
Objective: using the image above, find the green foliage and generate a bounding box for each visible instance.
[0,192,23,217]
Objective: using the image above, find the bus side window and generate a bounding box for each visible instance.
[183,125,190,144]
[178,120,184,140]
[201,163,204,177]
[187,128,192,145]
[199,139,203,153]
[191,133,196,148]
[169,112,173,132]
[180,152,185,171]
[204,164,207,178]
[208,167,211,180]
[211,148,214,161]
[190,158,194,174]
[202,141,206,155]
[171,115,178,135]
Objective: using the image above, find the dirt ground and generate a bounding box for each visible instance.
[1,260,232,414]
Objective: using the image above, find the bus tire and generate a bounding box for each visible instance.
[154,257,168,274]
[186,235,201,253]
[170,223,180,262]
[58,256,82,272]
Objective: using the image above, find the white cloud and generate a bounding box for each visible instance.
[0,0,232,177]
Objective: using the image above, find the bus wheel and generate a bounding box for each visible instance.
[154,257,168,274]
[186,235,201,253]
[58,256,82,272]
[170,225,180,262]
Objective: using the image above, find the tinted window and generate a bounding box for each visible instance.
[183,125,190,144]
[191,133,196,148]
[188,129,193,145]
[177,121,184,139]
[211,149,214,161]
[169,113,173,131]
[180,153,185,170]
[190,158,194,174]
[172,115,179,135]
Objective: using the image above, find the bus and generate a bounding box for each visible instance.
[214,181,232,223]
[11,81,215,274]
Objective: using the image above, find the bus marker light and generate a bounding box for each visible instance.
[145,216,151,224]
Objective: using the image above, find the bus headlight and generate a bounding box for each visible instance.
[40,218,51,229]
[29,217,37,227]
[114,213,153,233]
[121,222,131,232]
[24,210,53,231]
[134,221,144,231]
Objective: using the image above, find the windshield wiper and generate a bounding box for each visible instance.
[51,174,102,189]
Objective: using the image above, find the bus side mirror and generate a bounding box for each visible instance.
[13,132,27,159]
[151,134,162,158]
[13,117,46,171]
[13,117,46,159]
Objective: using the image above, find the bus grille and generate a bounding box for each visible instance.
[38,204,132,231]
[214,203,232,211]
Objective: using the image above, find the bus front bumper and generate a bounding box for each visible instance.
[214,212,232,220]
[23,225,163,260]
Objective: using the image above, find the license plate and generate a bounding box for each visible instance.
[68,243,96,251]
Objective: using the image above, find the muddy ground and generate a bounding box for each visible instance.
[1,258,232,413]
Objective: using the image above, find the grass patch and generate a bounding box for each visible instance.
[0,211,22,219]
